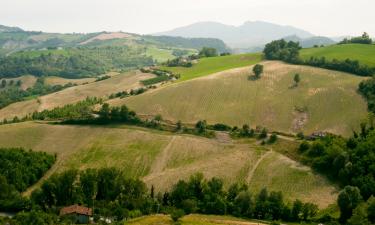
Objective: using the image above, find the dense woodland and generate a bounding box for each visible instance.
[0,148,55,211]
[298,124,375,224]
[0,46,154,79]
[263,39,375,76]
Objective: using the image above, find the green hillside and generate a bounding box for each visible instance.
[0,122,337,207]
[112,61,368,136]
[300,44,375,67]
[161,53,262,81]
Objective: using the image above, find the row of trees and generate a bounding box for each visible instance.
[303,56,374,76]
[2,167,320,224]
[0,77,75,109]
[167,173,317,222]
[0,79,22,88]
[31,97,101,121]
[339,32,373,45]
[263,39,375,76]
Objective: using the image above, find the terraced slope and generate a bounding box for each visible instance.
[111,61,368,136]
[300,44,375,67]
[0,122,337,207]
[0,71,154,120]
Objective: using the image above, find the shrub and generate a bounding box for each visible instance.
[170,209,185,222]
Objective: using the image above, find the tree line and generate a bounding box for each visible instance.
[263,39,375,76]
[358,78,375,113]
[1,167,320,224]
[0,77,76,109]
[339,32,373,45]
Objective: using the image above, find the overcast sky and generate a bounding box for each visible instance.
[1,0,374,37]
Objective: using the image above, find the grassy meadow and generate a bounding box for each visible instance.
[111,61,368,136]
[300,44,375,67]
[0,121,337,207]
[160,53,262,81]
[124,214,269,225]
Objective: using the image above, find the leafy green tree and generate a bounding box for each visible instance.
[195,120,207,133]
[176,120,182,131]
[255,188,269,219]
[171,208,185,222]
[259,128,268,139]
[368,196,375,223]
[347,203,370,225]
[199,47,218,57]
[234,191,253,217]
[79,169,98,206]
[268,133,278,143]
[1,79,6,88]
[99,103,111,121]
[338,186,363,223]
[263,39,301,63]
[291,199,303,221]
[294,73,300,86]
[253,64,264,79]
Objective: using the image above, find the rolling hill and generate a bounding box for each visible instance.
[300,44,375,67]
[110,61,368,136]
[0,71,154,120]
[283,35,336,48]
[161,53,262,81]
[0,24,228,58]
[0,121,338,208]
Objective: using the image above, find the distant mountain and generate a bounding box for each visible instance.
[283,35,336,48]
[0,25,23,32]
[155,21,314,48]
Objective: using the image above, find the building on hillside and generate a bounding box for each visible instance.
[307,131,328,140]
[60,204,92,224]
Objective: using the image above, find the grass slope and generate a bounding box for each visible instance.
[0,122,337,207]
[1,75,37,90]
[0,71,154,120]
[160,53,262,81]
[300,44,375,67]
[125,214,268,225]
[44,76,96,86]
[111,61,368,136]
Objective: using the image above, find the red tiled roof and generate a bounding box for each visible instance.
[60,204,92,216]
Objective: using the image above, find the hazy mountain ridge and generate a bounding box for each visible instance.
[0,24,23,33]
[155,21,315,48]
[283,35,336,48]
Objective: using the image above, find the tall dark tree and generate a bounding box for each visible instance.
[253,64,264,79]
[338,186,363,223]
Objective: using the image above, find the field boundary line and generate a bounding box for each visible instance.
[246,150,272,184]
